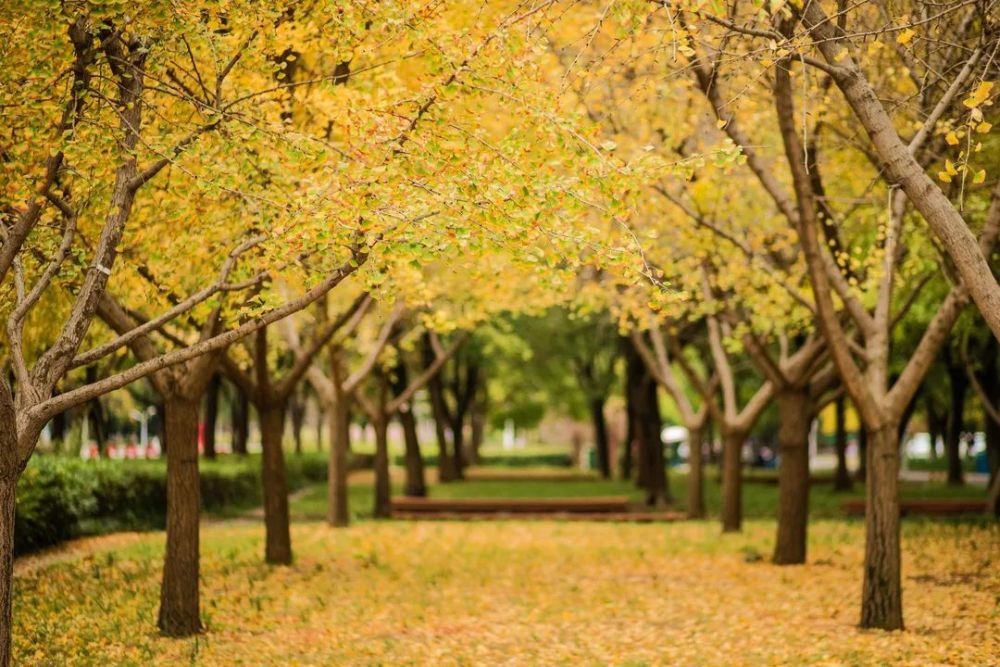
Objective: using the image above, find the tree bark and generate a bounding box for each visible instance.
[289,392,306,455]
[833,395,853,491]
[400,406,426,497]
[372,415,391,518]
[590,397,611,479]
[945,362,967,486]
[720,428,745,532]
[634,368,666,506]
[0,474,15,667]
[259,404,291,565]
[428,371,456,482]
[231,384,248,456]
[686,424,705,519]
[328,349,350,527]
[856,426,867,482]
[158,395,202,636]
[861,423,903,630]
[773,389,812,565]
[202,373,220,459]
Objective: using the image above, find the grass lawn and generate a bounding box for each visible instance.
[13,518,999,665]
[288,466,990,522]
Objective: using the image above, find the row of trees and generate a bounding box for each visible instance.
[2,0,999,664]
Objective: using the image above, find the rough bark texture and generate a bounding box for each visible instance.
[400,406,426,497]
[773,389,812,565]
[0,475,15,667]
[372,416,391,518]
[259,404,291,565]
[635,368,667,506]
[202,373,220,459]
[158,396,202,636]
[591,398,611,479]
[833,395,853,492]
[861,424,903,630]
[721,429,745,532]
[686,425,705,519]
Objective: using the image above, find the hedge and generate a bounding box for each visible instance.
[14,453,329,556]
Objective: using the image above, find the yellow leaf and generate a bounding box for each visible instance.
[938,171,952,183]
[945,131,959,145]
[896,28,916,45]
[945,159,958,176]
[976,121,992,134]
[973,169,986,184]
[963,81,994,108]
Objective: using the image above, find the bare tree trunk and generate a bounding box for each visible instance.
[202,373,220,460]
[231,384,248,456]
[428,373,455,482]
[158,395,202,636]
[861,423,903,630]
[721,428,745,532]
[328,350,350,527]
[987,468,1000,517]
[590,397,611,479]
[314,398,324,453]
[259,404,291,565]
[686,424,705,519]
[400,406,426,497]
[945,362,967,486]
[634,368,666,506]
[833,395,853,491]
[373,415,391,518]
[0,464,18,667]
[289,392,306,455]
[451,414,466,480]
[469,385,486,466]
[773,389,812,565]
[856,426,867,482]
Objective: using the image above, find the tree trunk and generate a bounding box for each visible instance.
[289,393,306,455]
[860,423,903,630]
[686,424,705,519]
[590,397,611,479]
[634,369,666,506]
[158,395,202,636]
[259,404,291,565]
[856,426,867,482]
[833,395,853,491]
[315,399,324,453]
[773,389,812,565]
[979,336,1000,486]
[987,468,1000,517]
[231,385,248,456]
[720,428,745,532]
[373,416,391,518]
[945,363,967,486]
[451,415,466,480]
[428,374,456,482]
[0,473,16,667]
[400,406,426,497]
[469,388,486,466]
[202,374,220,460]
[328,395,350,527]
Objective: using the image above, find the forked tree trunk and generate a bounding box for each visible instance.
[833,395,853,492]
[202,374,220,460]
[158,395,202,636]
[861,423,903,630]
[400,408,426,497]
[372,416,391,518]
[720,428,746,532]
[686,425,705,519]
[773,389,812,565]
[259,404,291,565]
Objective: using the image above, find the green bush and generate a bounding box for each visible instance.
[15,453,329,556]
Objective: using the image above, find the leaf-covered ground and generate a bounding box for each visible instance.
[14,519,999,666]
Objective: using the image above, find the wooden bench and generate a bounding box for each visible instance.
[842,498,987,517]
[391,496,630,516]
